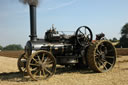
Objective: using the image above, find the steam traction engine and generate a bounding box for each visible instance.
[17,2,117,80]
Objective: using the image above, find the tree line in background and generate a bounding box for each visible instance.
[120,23,128,48]
[0,44,23,51]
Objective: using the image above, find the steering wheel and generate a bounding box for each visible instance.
[75,26,93,46]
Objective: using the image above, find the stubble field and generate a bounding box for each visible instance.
[0,50,128,85]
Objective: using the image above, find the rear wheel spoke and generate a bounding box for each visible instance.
[107,62,112,66]
[103,62,107,70]
[105,56,114,59]
[96,49,102,55]
[102,59,112,66]
[98,59,105,68]
[97,61,102,67]
[108,49,113,52]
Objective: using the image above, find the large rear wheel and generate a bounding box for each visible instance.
[87,40,116,72]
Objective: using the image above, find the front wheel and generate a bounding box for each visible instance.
[87,40,116,73]
[26,50,56,80]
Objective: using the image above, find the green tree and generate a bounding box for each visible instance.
[3,44,23,51]
[0,45,3,50]
[120,23,128,48]
[109,37,118,42]
[112,37,118,42]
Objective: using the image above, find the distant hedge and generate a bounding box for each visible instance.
[3,44,23,51]
[0,45,3,50]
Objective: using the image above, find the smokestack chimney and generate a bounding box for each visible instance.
[19,0,39,41]
[29,5,37,41]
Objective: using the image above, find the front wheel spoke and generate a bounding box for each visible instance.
[44,58,49,63]
[33,69,39,75]
[30,67,37,72]
[42,69,45,76]
[44,68,52,75]
[42,53,45,61]
[37,56,41,61]
[32,58,38,64]
[39,70,42,76]
[30,63,39,66]
[46,60,53,65]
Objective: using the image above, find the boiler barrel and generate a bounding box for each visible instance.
[25,40,73,56]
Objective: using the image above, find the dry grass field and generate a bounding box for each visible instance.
[0,50,24,58]
[0,50,128,85]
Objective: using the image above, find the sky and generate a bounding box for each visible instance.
[0,0,128,47]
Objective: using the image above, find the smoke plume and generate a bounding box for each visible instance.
[19,0,39,6]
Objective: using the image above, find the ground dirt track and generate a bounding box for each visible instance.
[0,55,128,85]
